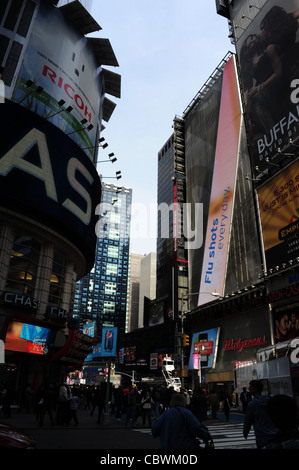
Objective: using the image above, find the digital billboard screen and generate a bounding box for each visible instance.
[5,320,56,356]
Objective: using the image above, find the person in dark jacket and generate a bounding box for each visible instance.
[263,394,299,449]
[152,392,211,449]
[243,380,278,448]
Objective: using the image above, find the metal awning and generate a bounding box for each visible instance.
[102,68,121,98]
[87,38,119,67]
[59,0,101,35]
[102,97,116,122]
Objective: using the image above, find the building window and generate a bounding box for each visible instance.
[6,234,41,296]
[48,251,66,306]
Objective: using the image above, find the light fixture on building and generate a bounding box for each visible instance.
[46,99,73,119]
[18,80,43,105]
[67,118,94,135]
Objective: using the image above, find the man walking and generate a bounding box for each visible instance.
[243,380,278,448]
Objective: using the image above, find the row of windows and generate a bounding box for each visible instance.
[0,0,37,86]
[5,233,67,306]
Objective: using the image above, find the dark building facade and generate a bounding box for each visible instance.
[0,0,120,403]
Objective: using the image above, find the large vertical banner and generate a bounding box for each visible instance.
[198,56,241,306]
[236,0,299,176]
[257,159,299,270]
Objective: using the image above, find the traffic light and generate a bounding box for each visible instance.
[183,334,190,346]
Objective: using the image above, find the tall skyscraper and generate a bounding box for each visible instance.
[156,126,188,323]
[127,253,145,332]
[73,182,132,339]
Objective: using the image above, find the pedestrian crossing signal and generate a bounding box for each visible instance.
[183,334,190,346]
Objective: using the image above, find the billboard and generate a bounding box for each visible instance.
[85,327,118,360]
[236,1,299,176]
[188,328,220,370]
[198,56,241,306]
[257,159,299,270]
[0,100,101,272]
[10,1,103,160]
[184,61,224,305]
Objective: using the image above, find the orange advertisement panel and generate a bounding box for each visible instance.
[198,56,241,306]
[257,159,299,269]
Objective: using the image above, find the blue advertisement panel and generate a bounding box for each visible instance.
[188,327,220,370]
[101,327,118,357]
[0,100,101,272]
[85,327,118,360]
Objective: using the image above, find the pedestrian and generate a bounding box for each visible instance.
[95,382,107,424]
[240,386,252,414]
[243,380,278,448]
[43,384,56,426]
[68,390,80,426]
[151,387,160,420]
[190,387,208,423]
[35,384,46,426]
[263,394,299,449]
[152,392,211,449]
[113,385,123,420]
[56,383,70,425]
[24,383,33,413]
[125,388,137,427]
[222,392,232,422]
[208,390,219,419]
[141,391,154,428]
[1,384,12,418]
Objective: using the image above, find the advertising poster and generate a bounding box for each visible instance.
[188,328,220,370]
[273,305,299,343]
[236,0,299,176]
[101,327,118,357]
[11,1,103,160]
[184,61,223,306]
[198,56,241,306]
[257,159,299,269]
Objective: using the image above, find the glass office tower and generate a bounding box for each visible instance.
[73,182,132,339]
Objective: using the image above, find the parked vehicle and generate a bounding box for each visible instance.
[0,422,36,449]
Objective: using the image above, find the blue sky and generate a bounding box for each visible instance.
[89,1,234,255]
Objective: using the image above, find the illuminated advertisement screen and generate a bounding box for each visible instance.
[10,1,103,160]
[236,0,299,175]
[257,159,299,269]
[188,328,219,370]
[198,56,241,306]
[5,320,56,356]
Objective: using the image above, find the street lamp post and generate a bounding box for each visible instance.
[179,291,219,387]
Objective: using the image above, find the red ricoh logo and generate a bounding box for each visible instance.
[42,65,92,123]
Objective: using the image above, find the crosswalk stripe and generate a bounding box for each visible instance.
[133,422,257,449]
[206,422,256,449]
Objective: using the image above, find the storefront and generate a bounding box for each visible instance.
[188,301,272,395]
[0,309,93,406]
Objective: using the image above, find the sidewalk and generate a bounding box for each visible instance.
[0,406,244,431]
